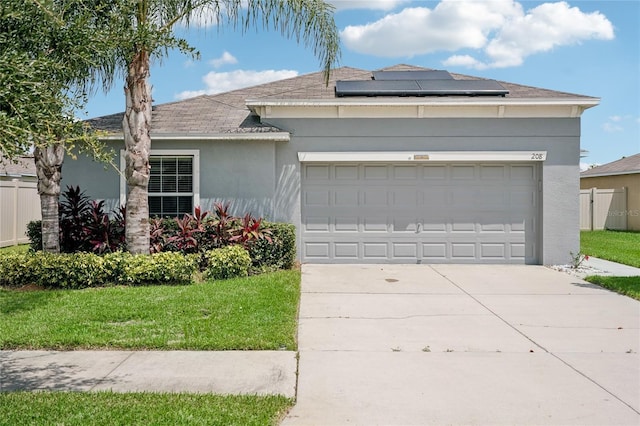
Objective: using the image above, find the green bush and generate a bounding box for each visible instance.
[26,220,42,252]
[204,245,251,280]
[115,252,197,285]
[0,252,35,287]
[249,221,296,272]
[0,251,198,289]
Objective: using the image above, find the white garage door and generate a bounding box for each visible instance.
[301,162,539,263]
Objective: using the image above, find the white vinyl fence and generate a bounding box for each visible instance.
[0,179,41,247]
[579,187,628,231]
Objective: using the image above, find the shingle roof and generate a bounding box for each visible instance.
[0,155,36,177]
[88,64,597,136]
[580,153,640,177]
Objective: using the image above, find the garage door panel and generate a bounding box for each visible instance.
[304,190,330,206]
[480,243,506,259]
[451,165,476,179]
[421,165,447,180]
[305,165,330,180]
[305,216,330,232]
[393,217,418,232]
[334,242,359,259]
[480,165,506,179]
[335,165,359,179]
[334,189,359,206]
[393,166,418,179]
[363,217,388,232]
[364,165,388,179]
[363,242,388,259]
[422,242,448,259]
[335,216,358,232]
[301,163,538,263]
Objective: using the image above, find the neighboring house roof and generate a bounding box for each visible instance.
[0,155,36,177]
[580,153,640,178]
[88,64,599,137]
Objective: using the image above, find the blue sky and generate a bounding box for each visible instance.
[83,0,639,168]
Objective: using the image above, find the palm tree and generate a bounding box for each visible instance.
[1,0,116,252]
[100,0,340,254]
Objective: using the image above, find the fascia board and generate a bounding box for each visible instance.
[100,132,290,142]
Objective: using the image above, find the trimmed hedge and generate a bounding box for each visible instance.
[0,251,197,289]
[249,221,296,272]
[204,245,251,280]
[0,246,270,289]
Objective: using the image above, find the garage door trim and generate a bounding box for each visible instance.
[298,151,547,163]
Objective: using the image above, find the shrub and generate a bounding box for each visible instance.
[26,220,42,252]
[249,221,296,271]
[204,245,251,280]
[33,252,112,289]
[0,251,198,289]
[116,252,197,285]
[0,252,35,287]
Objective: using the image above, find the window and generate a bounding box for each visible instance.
[149,156,193,217]
[120,150,200,218]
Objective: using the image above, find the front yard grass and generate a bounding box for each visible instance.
[0,392,292,426]
[0,270,300,350]
[580,230,640,268]
[584,276,640,301]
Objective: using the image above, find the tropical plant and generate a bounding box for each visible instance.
[96,0,340,254]
[1,0,116,252]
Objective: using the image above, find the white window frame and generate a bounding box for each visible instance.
[119,149,200,214]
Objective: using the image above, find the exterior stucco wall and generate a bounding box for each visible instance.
[266,117,581,266]
[61,139,277,218]
[580,174,640,230]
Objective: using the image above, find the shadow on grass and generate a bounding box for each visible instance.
[0,288,61,315]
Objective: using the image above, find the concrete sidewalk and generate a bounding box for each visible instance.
[282,264,640,426]
[580,256,640,278]
[0,350,296,397]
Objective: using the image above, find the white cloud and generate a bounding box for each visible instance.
[175,69,298,100]
[601,114,639,133]
[209,51,238,68]
[341,0,614,68]
[328,0,410,11]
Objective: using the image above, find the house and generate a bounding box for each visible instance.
[580,154,640,230]
[0,155,40,247]
[62,65,599,264]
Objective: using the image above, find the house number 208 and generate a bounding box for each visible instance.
[531,153,544,160]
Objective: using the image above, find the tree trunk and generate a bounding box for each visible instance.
[122,49,152,254]
[34,144,64,253]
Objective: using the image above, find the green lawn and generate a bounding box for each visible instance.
[0,392,292,426]
[581,230,640,268]
[0,244,29,254]
[0,270,300,350]
[584,276,640,301]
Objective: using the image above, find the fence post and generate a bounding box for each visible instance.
[589,187,595,231]
[12,178,19,245]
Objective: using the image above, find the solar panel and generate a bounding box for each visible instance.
[372,70,453,81]
[416,79,509,96]
[335,78,509,97]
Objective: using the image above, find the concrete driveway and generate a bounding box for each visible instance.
[282,265,640,426]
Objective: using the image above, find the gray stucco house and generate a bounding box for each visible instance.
[63,64,599,265]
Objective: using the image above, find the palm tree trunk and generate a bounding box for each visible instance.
[122,49,152,254]
[34,144,64,253]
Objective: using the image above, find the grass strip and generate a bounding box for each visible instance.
[584,275,640,301]
[0,270,300,350]
[580,230,640,268]
[0,392,292,426]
